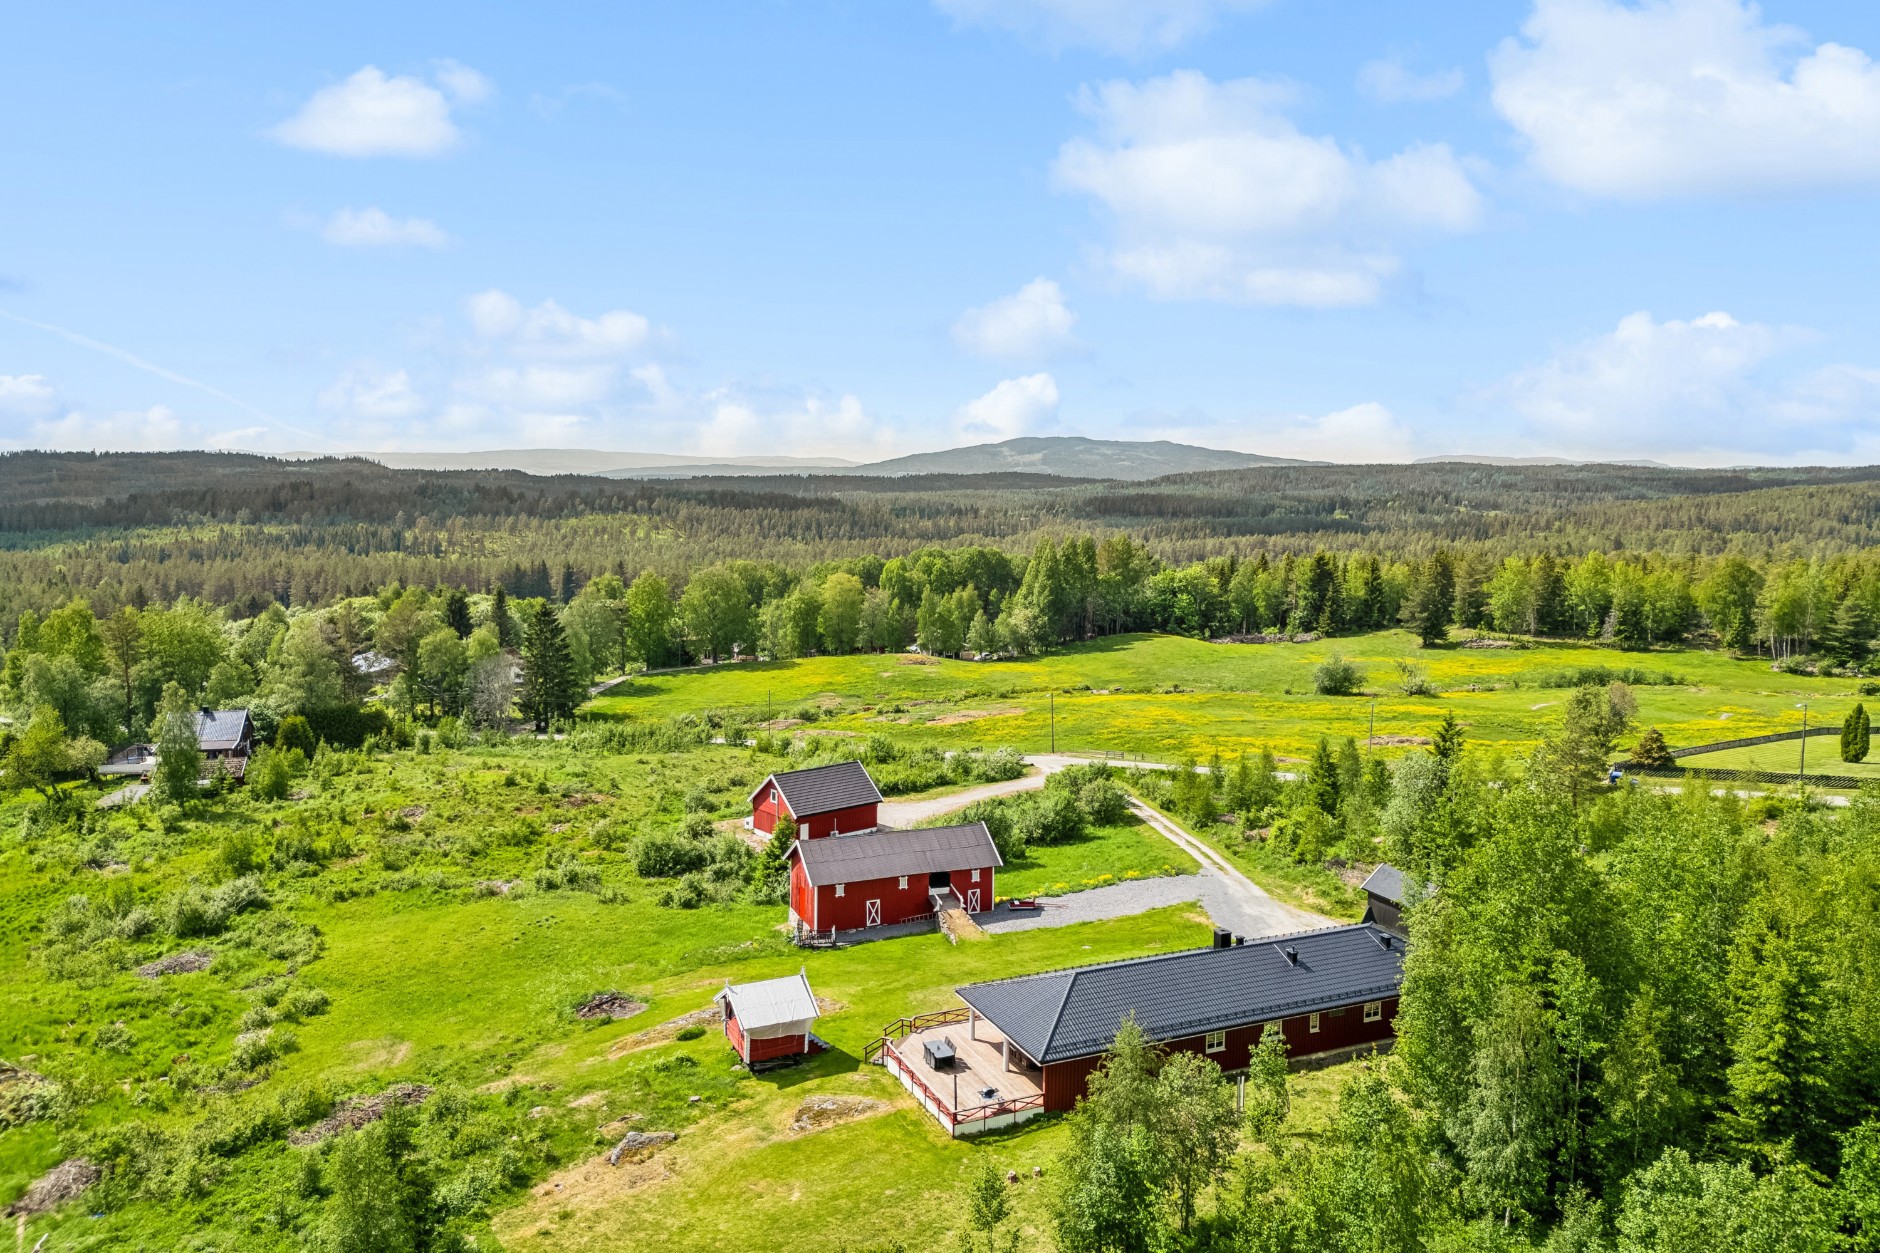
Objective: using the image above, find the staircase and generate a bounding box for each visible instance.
[930,887,986,943]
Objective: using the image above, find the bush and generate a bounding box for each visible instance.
[229,1026,297,1072]
[535,847,602,893]
[1077,778,1129,825]
[656,872,711,909]
[1014,790,1086,848]
[276,985,331,1021]
[634,831,709,879]
[675,1025,707,1041]
[276,715,317,758]
[166,886,219,938]
[1313,653,1366,696]
[209,875,269,921]
[1633,727,1673,767]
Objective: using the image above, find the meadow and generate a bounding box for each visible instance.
[1677,736,1880,779]
[587,630,1856,763]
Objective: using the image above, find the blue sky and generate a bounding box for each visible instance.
[5,0,1880,465]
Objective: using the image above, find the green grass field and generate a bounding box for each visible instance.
[1676,736,1880,779]
[587,631,1855,762]
[993,814,1199,900]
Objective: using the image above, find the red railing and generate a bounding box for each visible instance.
[878,1042,1046,1128]
[865,1007,973,1063]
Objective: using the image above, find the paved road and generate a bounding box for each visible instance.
[875,771,1048,826]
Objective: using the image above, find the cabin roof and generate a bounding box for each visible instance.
[195,709,253,752]
[751,760,882,818]
[956,922,1405,1065]
[1359,863,1405,906]
[792,821,1001,886]
[715,971,819,1030]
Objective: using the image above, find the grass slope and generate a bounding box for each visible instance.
[1677,738,1880,779]
[588,632,1856,762]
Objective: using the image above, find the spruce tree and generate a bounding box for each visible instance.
[1843,703,1870,764]
[519,605,581,732]
[1633,726,1673,768]
[444,586,472,638]
[1406,553,1456,646]
[491,585,517,648]
[1306,735,1340,815]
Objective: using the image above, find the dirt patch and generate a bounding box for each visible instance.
[400,805,427,821]
[475,879,520,896]
[607,1130,677,1165]
[5,1157,100,1217]
[136,949,214,978]
[568,1091,607,1109]
[477,1074,535,1094]
[790,1095,885,1133]
[289,1084,432,1146]
[1462,638,1522,649]
[813,995,847,1015]
[758,718,803,730]
[899,655,939,666]
[928,707,1024,726]
[575,992,646,1021]
[564,793,613,808]
[1365,735,1432,747]
[608,1007,721,1057]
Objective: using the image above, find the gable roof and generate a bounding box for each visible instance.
[751,760,883,818]
[715,970,820,1031]
[956,922,1405,1065]
[792,821,1002,887]
[1359,863,1405,906]
[195,709,253,752]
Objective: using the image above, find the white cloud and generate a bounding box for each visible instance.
[1054,71,1482,305]
[952,279,1078,360]
[694,393,886,460]
[1491,0,1880,198]
[1484,309,1880,462]
[33,404,183,451]
[318,366,426,419]
[271,65,486,157]
[933,0,1269,54]
[1358,56,1465,103]
[1260,402,1416,462]
[957,373,1061,439]
[0,374,58,419]
[320,207,449,248]
[465,290,650,358]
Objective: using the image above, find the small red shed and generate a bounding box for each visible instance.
[749,760,883,840]
[788,820,1002,938]
[716,969,825,1068]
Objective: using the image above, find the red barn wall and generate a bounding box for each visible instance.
[1037,998,1398,1112]
[808,860,997,930]
[751,789,877,840]
[752,786,786,836]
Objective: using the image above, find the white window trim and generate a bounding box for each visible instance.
[1308,1012,1321,1034]
[834,884,845,898]
[970,868,981,882]
[897,876,908,890]
[1363,1001,1382,1023]
[1204,1030,1226,1053]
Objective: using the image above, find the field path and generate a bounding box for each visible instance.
[1125,799,1332,937]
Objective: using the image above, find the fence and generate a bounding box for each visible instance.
[1663,725,1838,759]
[1620,763,1874,791]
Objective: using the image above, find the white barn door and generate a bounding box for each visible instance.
[966,889,981,913]
[865,899,881,927]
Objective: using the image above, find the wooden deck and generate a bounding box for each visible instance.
[890,1015,1043,1116]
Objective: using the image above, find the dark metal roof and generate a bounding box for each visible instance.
[1359,863,1405,906]
[195,709,253,752]
[752,760,882,818]
[793,822,1002,886]
[956,923,1406,1065]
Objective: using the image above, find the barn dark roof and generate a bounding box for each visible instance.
[956,923,1405,1065]
[754,760,883,817]
[793,822,1001,887]
[1359,863,1404,906]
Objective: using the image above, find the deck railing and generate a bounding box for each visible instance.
[876,1039,1047,1128]
[863,1007,972,1064]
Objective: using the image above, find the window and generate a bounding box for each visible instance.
[1363,1001,1382,1023]
[971,869,981,882]
[897,876,908,890]
[1205,1031,1226,1053]
[835,884,845,898]
[1308,1013,1321,1034]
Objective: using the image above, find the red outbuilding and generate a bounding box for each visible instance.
[716,969,826,1069]
[788,820,1002,939]
[749,760,882,840]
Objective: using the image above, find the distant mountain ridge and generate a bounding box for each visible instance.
[839,436,1316,479]
[344,437,1313,481]
[1416,454,1675,469]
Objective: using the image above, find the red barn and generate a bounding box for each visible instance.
[716,969,826,1069]
[875,922,1405,1135]
[788,821,1002,939]
[749,760,882,840]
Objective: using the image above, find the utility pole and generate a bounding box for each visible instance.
[1049,692,1056,754]
[1368,696,1377,746]
[1798,701,1809,784]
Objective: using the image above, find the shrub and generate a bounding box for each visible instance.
[166,886,219,938]
[656,873,711,909]
[209,875,269,921]
[229,1027,296,1072]
[535,847,602,893]
[1013,790,1086,848]
[276,985,331,1021]
[675,1025,707,1042]
[1394,660,1438,698]
[634,831,709,879]
[1077,778,1129,825]
[276,715,317,758]
[216,829,260,878]
[1313,653,1365,696]
[1633,727,1673,768]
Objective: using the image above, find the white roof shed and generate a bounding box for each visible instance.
[716,970,820,1040]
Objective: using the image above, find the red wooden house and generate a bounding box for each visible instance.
[749,760,882,840]
[875,922,1405,1135]
[716,969,826,1069]
[788,821,1002,937]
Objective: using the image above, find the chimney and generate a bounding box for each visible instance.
[1212,927,1232,950]
[1284,946,1298,966]
[1380,934,1394,950]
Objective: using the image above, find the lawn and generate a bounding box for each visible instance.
[1676,736,1880,779]
[585,632,1860,763]
[993,815,1200,900]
